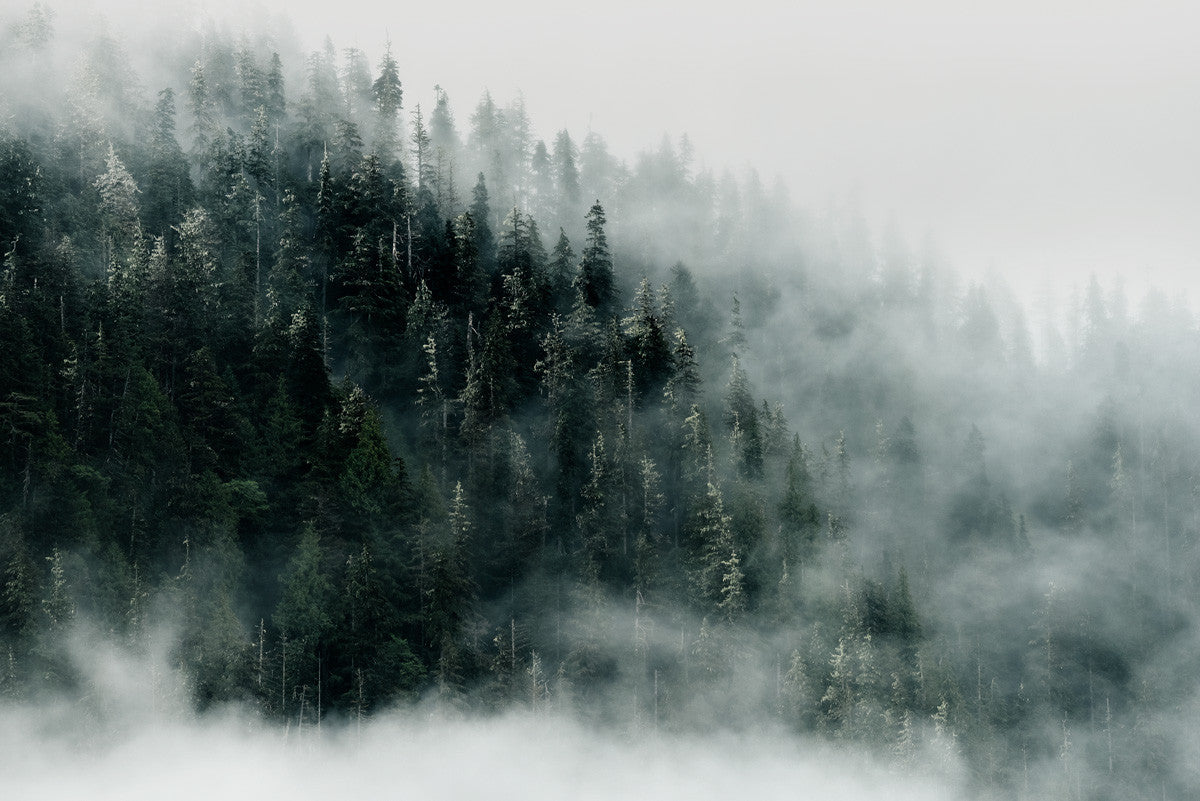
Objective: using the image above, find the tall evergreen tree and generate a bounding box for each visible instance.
[553,130,581,212]
[624,278,673,400]
[372,43,403,164]
[576,201,614,311]
[469,173,495,274]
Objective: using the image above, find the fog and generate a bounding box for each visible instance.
[1,632,965,801]
[103,0,1200,303]
[43,0,1200,300]
[3,1,1200,799]
[4,710,958,801]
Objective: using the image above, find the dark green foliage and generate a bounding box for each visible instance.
[460,311,516,446]
[576,201,614,311]
[274,522,332,698]
[624,279,673,401]
[548,228,575,305]
[0,518,35,643]
[553,129,581,211]
[778,437,821,564]
[282,304,332,430]
[0,138,44,256]
[372,44,403,162]
[723,356,763,479]
[468,173,495,275]
[143,89,195,242]
[424,482,476,652]
[328,543,423,709]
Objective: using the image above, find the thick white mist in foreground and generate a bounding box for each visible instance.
[0,636,962,801]
[2,708,962,801]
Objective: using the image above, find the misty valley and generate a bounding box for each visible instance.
[2,4,1199,800]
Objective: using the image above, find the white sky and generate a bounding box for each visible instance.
[84,0,1200,302]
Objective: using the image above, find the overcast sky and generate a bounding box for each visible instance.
[85,0,1200,303]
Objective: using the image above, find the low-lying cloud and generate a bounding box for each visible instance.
[1,632,966,801]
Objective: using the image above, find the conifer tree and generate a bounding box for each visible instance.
[505,431,548,566]
[717,549,747,623]
[633,456,665,598]
[576,201,614,311]
[779,436,820,565]
[283,304,332,431]
[144,88,194,240]
[725,293,747,358]
[1,524,35,646]
[337,403,408,536]
[411,104,434,192]
[265,52,286,122]
[624,278,673,400]
[530,140,554,223]
[187,60,217,155]
[469,173,496,274]
[460,311,515,456]
[553,130,581,211]
[537,314,593,525]
[40,547,73,629]
[372,43,403,163]
[577,432,613,575]
[723,356,763,479]
[274,522,333,711]
[95,145,141,261]
[548,228,576,303]
[331,120,364,177]
[234,46,266,118]
[267,190,311,318]
[341,46,374,121]
[449,212,487,314]
[425,482,476,654]
[468,91,498,161]
[430,85,459,155]
[691,478,738,615]
[664,329,701,413]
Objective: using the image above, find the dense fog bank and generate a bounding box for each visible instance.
[1,634,966,801]
[4,707,965,801]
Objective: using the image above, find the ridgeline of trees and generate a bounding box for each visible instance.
[3,8,1200,800]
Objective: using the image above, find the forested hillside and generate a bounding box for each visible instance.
[2,6,1200,800]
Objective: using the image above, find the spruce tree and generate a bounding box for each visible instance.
[372,43,403,163]
[469,173,496,274]
[552,129,581,211]
[624,278,672,399]
[576,201,614,311]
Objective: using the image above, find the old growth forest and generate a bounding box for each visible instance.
[2,7,1200,800]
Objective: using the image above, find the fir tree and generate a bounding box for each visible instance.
[576,201,614,311]
[372,43,403,163]
[552,129,581,211]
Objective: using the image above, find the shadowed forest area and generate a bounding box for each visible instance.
[2,6,1200,800]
